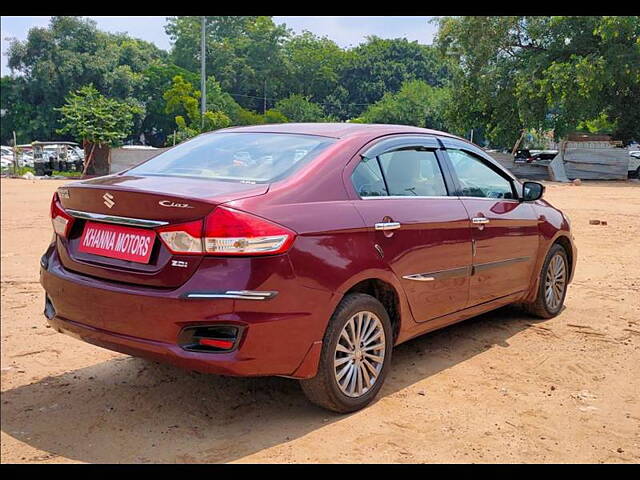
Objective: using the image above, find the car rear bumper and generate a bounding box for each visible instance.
[40,246,335,378]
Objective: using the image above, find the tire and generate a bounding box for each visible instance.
[523,244,569,318]
[636,166,640,179]
[299,293,393,413]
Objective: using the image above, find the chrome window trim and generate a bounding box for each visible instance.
[457,196,520,203]
[66,209,169,228]
[361,195,458,200]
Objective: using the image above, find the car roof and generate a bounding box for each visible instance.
[216,122,467,141]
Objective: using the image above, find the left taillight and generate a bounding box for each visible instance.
[157,219,204,255]
[50,192,74,238]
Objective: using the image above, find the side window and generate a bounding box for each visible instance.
[447,150,515,199]
[352,156,388,197]
[378,150,448,197]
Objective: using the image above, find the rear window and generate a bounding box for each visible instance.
[127,132,336,183]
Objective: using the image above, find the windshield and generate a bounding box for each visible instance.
[127,132,336,183]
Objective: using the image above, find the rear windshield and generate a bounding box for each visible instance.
[127,132,336,184]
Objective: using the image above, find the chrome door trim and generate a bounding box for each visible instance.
[403,265,472,282]
[402,274,435,282]
[403,257,530,282]
[472,256,531,273]
[184,290,278,300]
[66,209,169,228]
[374,222,401,231]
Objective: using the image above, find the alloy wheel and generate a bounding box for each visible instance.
[334,311,386,398]
[544,253,567,311]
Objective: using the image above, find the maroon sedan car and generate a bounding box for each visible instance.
[40,123,576,412]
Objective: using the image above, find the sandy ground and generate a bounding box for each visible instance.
[1,177,639,464]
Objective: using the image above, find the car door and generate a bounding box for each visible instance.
[442,143,539,306]
[349,137,473,322]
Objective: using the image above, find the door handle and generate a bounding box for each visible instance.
[472,217,490,225]
[375,222,401,231]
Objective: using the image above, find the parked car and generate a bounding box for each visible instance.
[40,124,577,412]
[629,151,640,178]
[1,145,14,169]
[515,149,558,163]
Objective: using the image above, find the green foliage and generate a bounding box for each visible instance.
[138,63,199,145]
[3,15,639,150]
[234,108,267,126]
[56,84,142,146]
[435,15,640,146]
[263,109,289,124]
[283,31,347,102]
[357,80,449,129]
[337,36,453,119]
[273,94,326,122]
[163,75,232,143]
[3,16,166,144]
[165,16,290,112]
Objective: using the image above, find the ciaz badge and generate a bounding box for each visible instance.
[159,200,193,209]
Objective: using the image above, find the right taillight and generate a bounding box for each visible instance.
[203,206,296,256]
[156,206,296,256]
[50,192,74,237]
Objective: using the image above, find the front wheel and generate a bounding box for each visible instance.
[523,244,569,318]
[299,293,393,413]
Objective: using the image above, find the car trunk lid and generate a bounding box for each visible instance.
[55,174,269,288]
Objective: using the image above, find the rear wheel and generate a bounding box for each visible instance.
[523,244,569,318]
[299,293,393,413]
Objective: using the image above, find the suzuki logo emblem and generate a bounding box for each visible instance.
[103,193,115,209]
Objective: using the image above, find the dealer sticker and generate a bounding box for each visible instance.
[78,221,156,264]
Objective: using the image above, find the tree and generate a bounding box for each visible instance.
[4,16,166,143]
[263,109,289,124]
[355,80,449,129]
[435,16,640,146]
[0,76,38,145]
[337,37,452,119]
[283,31,347,102]
[165,16,290,112]
[136,63,199,146]
[273,94,326,122]
[163,75,231,143]
[56,84,143,174]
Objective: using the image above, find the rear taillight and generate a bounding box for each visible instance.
[203,206,295,255]
[156,206,296,256]
[157,219,204,255]
[50,192,74,237]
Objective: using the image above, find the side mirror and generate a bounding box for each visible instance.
[522,181,544,202]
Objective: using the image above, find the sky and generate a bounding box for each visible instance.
[0,16,438,76]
